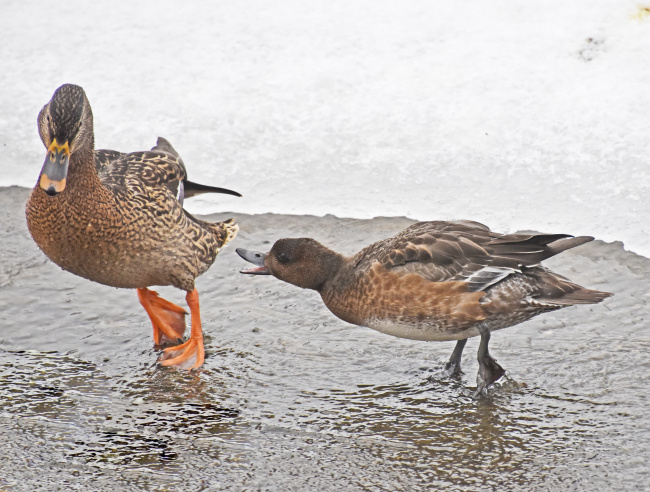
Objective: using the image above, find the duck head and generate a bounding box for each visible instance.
[37,84,94,196]
[237,238,344,291]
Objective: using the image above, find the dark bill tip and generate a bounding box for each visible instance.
[39,174,66,195]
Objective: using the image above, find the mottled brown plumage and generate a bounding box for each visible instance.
[237,220,611,395]
[26,84,239,369]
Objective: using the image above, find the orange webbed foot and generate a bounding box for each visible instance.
[137,288,187,345]
[158,288,206,370]
[160,336,205,370]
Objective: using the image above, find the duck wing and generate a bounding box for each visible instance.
[150,137,241,202]
[96,138,187,204]
[94,149,125,174]
[96,137,240,205]
[354,221,593,292]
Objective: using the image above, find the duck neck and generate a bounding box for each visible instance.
[65,144,103,197]
[318,253,364,325]
[314,252,346,293]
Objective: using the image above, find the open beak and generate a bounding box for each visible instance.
[39,139,70,196]
[236,248,270,275]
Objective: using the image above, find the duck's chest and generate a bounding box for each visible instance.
[27,187,125,254]
[26,187,188,288]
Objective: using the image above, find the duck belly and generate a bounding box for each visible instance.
[365,317,481,341]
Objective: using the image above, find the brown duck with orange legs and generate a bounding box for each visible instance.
[26,84,239,369]
[237,221,611,396]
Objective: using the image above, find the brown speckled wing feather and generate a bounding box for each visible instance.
[352,221,592,292]
[94,149,124,174]
[94,150,184,206]
[96,137,186,201]
[89,140,237,291]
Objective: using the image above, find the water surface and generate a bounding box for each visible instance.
[1,187,647,490]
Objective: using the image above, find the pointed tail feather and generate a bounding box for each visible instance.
[547,236,594,256]
[184,180,242,198]
[487,234,595,267]
[539,287,612,306]
[151,137,241,198]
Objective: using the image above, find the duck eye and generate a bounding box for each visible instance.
[277,252,290,264]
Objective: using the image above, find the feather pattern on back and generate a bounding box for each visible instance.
[351,221,594,293]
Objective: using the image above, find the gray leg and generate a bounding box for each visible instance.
[445,338,468,375]
[473,325,505,398]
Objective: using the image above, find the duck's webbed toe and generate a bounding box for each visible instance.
[474,353,506,398]
[137,288,187,345]
[159,288,205,370]
[160,336,205,370]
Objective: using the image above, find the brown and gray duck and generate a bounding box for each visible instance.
[26,84,240,369]
[237,220,611,395]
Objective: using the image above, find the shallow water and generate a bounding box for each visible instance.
[1,186,648,491]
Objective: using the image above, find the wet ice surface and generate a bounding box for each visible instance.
[1,187,648,490]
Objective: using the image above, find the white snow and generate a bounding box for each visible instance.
[2,0,649,255]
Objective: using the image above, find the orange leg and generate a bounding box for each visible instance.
[137,287,187,345]
[160,288,205,370]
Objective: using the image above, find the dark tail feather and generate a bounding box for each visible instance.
[540,287,612,306]
[151,137,241,198]
[489,234,595,266]
[547,236,594,256]
[184,180,242,198]
[492,233,572,246]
